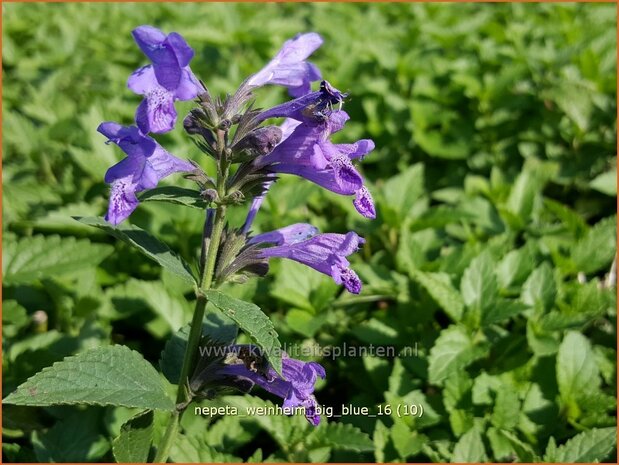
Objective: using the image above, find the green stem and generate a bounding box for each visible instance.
[154,131,229,463]
[152,412,179,463]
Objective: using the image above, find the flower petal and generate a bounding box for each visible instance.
[249,223,320,246]
[104,155,146,184]
[105,177,140,225]
[353,186,376,219]
[165,32,194,67]
[127,65,157,96]
[174,68,202,100]
[146,145,195,179]
[132,26,181,90]
[336,139,375,160]
[98,122,157,159]
[277,32,323,64]
[135,88,177,134]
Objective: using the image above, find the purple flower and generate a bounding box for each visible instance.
[98,122,195,225]
[256,106,376,218]
[256,229,365,294]
[247,33,323,97]
[218,346,326,426]
[257,80,347,125]
[128,26,201,134]
[248,223,319,246]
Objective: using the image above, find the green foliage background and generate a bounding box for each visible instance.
[2,2,617,463]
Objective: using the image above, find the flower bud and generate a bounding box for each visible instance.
[231,126,283,162]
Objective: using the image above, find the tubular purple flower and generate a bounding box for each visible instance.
[256,106,376,218]
[128,25,201,134]
[248,223,319,246]
[257,80,347,125]
[98,122,194,225]
[257,231,365,294]
[218,347,326,426]
[247,33,323,97]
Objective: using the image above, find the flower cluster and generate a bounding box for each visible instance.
[99,26,376,426]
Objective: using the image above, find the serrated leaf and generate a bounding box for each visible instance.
[451,429,488,462]
[554,427,617,462]
[460,251,498,322]
[112,410,153,463]
[159,311,237,384]
[572,216,616,275]
[496,243,536,289]
[3,345,174,411]
[205,290,282,376]
[127,280,191,333]
[491,386,520,429]
[169,434,241,463]
[428,325,486,385]
[481,299,528,326]
[2,234,113,284]
[506,167,545,222]
[75,216,196,285]
[557,331,601,412]
[373,420,390,463]
[306,422,374,452]
[521,262,556,312]
[32,410,109,462]
[590,169,617,196]
[139,186,208,209]
[410,269,464,321]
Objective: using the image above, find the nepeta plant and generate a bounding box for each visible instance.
[7,26,374,462]
[125,26,374,459]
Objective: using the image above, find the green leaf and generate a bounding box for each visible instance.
[271,260,337,312]
[32,410,109,462]
[451,429,488,462]
[572,216,616,275]
[75,216,196,285]
[127,280,191,333]
[159,311,237,384]
[590,169,617,196]
[285,308,328,338]
[112,410,154,463]
[521,263,556,312]
[205,290,282,376]
[492,429,538,462]
[381,163,425,220]
[410,269,464,321]
[554,427,617,462]
[306,422,374,452]
[373,420,390,463]
[506,168,542,222]
[352,318,400,345]
[557,331,600,413]
[170,434,240,463]
[139,186,208,209]
[481,299,528,326]
[491,386,520,429]
[428,325,486,385]
[496,243,536,289]
[2,300,29,339]
[460,251,498,323]
[3,345,174,411]
[2,234,113,284]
